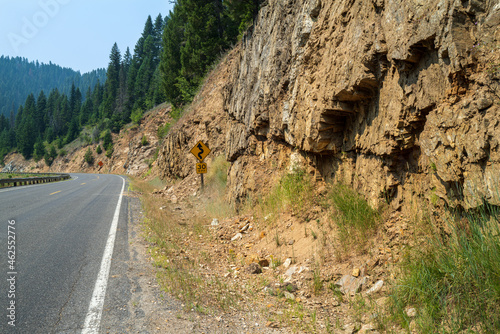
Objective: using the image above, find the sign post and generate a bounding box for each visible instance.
[190,141,211,190]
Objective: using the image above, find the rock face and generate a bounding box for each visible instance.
[158,0,500,209]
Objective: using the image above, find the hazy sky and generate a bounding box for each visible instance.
[0,0,175,73]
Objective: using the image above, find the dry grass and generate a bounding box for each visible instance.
[201,155,235,219]
[129,175,240,313]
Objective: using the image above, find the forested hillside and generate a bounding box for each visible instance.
[161,0,260,105]
[0,57,105,117]
[0,0,260,165]
[0,14,167,164]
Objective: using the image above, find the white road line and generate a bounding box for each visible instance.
[81,176,125,334]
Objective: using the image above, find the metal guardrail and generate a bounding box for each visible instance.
[0,173,71,188]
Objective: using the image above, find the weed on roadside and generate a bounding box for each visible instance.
[390,201,500,332]
[329,183,380,253]
[129,176,240,314]
[258,169,315,225]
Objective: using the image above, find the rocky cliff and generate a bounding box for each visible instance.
[158,0,500,211]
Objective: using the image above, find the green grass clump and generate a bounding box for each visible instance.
[260,169,314,223]
[391,203,500,332]
[157,122,171,139]
[329,183,379,250]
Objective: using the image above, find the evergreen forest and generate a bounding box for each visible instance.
[0,0,261,165]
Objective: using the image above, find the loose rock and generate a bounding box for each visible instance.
[246,263,262,274]
[231,233,242,241]
[406,307,417,318]
[336,275,367,295]
[366,280,384,295]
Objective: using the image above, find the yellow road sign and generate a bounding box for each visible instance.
[196,162,207,174]
[190,141,211,162]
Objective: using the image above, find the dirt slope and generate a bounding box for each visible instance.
[146,0,500,332]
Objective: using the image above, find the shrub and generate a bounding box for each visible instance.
[96,145,102,154]
[44,146,57,166]
[56,138,63,149]
[101,130,113,151]
[206,155,230,188]
[105,146,113,158]
[84,147,94,165]
[141,135,149,146]
[201,155,234,219]
[130,108,143,124]
[33,141,46,162]
[157,123,171,139]
[170,105,184,121]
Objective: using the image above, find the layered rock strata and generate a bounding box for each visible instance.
[159,0,500,209]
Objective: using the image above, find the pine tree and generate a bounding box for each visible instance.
[91,80,103,123]
[35,91,47,136]
[0,129,11,164]
[17,117,36,159]
[153,14,164,65]
[0,114,7,132]
[181,0,227,78]
[69,83,82,117]
[58,94,70,137]
[79,87,93,125]
[65,118,79,144]
[47,89,62,136]
[33,139,46,162]
[101,43,121,120]
[115,60,129,121]
[44,145,57,166]
[137,16,154,63]
[161,6,185,104]
[135,35,156,109]
[123,48,132,74]
[226,0,261,35]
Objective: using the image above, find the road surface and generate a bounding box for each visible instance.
[0,173,127,333]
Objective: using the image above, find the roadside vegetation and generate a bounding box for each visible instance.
[0,172,52,179]
[135,155,500,333]
[389,201,500,333]
[132,160,387,329]
[329,183,379,254]
[257,168,315,225]
[129,156,241,314]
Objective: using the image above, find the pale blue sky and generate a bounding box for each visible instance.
[0,0,174,73]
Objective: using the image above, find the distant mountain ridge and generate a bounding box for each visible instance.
[0,56,106,117]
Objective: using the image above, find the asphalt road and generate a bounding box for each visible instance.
[0,173,128,333]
